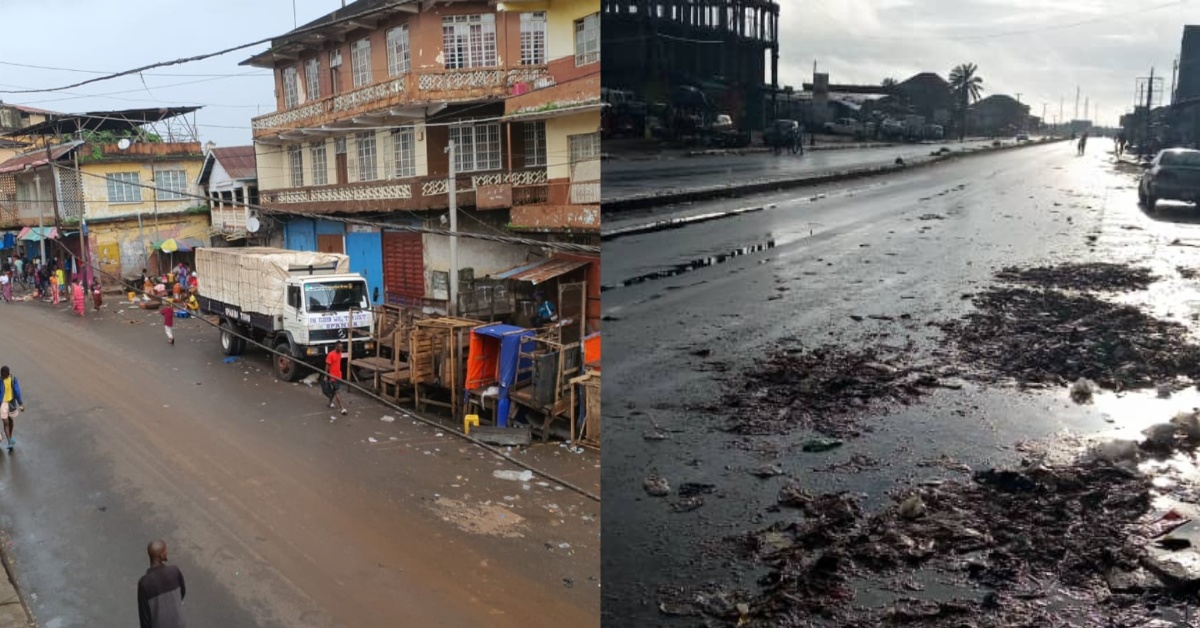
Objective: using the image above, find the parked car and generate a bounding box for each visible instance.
[1015,132,1030,142]
[823,118,861,136]
[1139,148,1200,211]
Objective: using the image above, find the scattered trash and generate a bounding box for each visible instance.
[1070,378,1096,404]
[750,464,784,478]
[897,495,926,520]
[677,482,716,498]
[643,431,670,441]
[800,437,843,452]
[994,262,1157,292]
[1142,422,1180,450]
[558,542,571,550]
[493,469,534,482]
[380,415,395,423]
[1088,438,1140,463]
[644,475,671,497]
[300,372,320,387]
[368,437,378,443]
[671,497,705,513]
[1170,410,1200,441]
[223,357,240,364]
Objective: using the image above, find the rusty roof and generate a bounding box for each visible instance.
[492,258,589,285]
[210,146,257,181]
[4,106,201,137]
[0,141,82,175]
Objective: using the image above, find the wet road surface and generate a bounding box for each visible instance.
[601,139,1000,202]
[0,300,599,627]
[601,138,1200,623]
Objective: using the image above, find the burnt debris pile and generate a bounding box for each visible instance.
[724,345,948,437]
[994,262,1157,292]
[941,287,1200,390]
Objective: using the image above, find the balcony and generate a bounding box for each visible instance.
[252,67,550,139]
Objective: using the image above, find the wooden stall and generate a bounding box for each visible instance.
[569,370,600,449]
[509,330,586,441]
[410,316,482,419]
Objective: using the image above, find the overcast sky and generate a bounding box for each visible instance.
[778,0,1197,127]
[0,0,349,147]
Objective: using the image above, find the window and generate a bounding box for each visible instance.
[105,172,142,204]
[449,123,501,173]
[386,25,411,76]
[282,66,300,108]
[569,132,601,163]
[524,121,546,167]
[156,170,188,200]
[305,58,321,101]
[329,49,343,95]
[356,131,378,181]
[520,12,546,65]
[442,14,497,69]
[351,37,372,88]
[574,13,599,66]
[391,126,416,178]
[310,142,328,186]
[288,146,304,188]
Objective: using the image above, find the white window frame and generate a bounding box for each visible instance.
[449,123,501,173]
[288,146,304,188]
[310,142,328,186]
[356,131,378,182]
[282,66,300,108]
[304,58,321,101]
[519,12,546,66]
[569,132,601,163]
[574,13,599,67]
[524,121,546,167]
[106,172,143,204]
[156,170,189,201]
[351,37,373,88]
[391,126,416,178]
[386,25,411,76]
[442,14,497,70]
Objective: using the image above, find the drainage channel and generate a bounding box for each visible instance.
[602,239,777,291]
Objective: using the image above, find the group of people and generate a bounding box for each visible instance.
[0,255,105,314]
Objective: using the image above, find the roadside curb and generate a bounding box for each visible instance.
[601,138,1069,213]
[0,530,35,628]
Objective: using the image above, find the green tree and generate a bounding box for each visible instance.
[948,63,984,140]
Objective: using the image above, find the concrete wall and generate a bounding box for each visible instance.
[91,213,211,280]
[422,212,533,293]
[81,159,205,221]
[255,143,287,191]
[547,110,599,181]
[547,0,597,60]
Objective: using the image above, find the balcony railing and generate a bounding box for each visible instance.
[251,67,549,136]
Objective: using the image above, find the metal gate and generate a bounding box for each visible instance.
[382,230,425,306]
[345,231,384,305]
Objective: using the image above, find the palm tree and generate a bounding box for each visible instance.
[948,63,984,140]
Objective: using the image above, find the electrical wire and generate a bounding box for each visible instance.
[0,0,421,95]
[34,236,600,503]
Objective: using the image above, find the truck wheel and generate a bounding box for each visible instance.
[220,322,244,356]
[274,341,302,382]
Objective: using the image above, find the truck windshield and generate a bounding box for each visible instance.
[304,281,368,312]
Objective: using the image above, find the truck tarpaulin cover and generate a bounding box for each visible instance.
[466,324,535,427]
[196,247,350,316]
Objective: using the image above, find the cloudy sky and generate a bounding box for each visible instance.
[0,0,348,147]
[778,0,1197,127]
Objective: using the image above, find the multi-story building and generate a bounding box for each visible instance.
[0,108,209,280]
[244,0,600,327]
[0,103,56,162]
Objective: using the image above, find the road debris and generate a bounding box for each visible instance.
[493,469,534,483]
[644,475,671,497]
[994,262,1156,292]
[940,287,1200,391]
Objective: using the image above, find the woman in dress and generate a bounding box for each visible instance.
[71,278,85,316]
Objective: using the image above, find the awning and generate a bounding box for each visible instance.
[18,226,58,242]
[493,258,589,285]
[151,237,204,253]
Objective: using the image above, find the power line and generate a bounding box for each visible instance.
[0,60,270,78]
[47,161,598,253]
[0,0,419,95]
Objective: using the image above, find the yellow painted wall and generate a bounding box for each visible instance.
[546,0,597,61]
[546,111,599,180]
[81,158,205,221]
[255,143,288,191]
[257,127,431,194]
[91,213,211,279]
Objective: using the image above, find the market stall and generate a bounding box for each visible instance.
[464,324,535,428]
[410,316,482,419]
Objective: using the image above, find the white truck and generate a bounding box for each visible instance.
[196,247,375,381]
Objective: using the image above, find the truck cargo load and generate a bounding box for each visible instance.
[196,247,350,316]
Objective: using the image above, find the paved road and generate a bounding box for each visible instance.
[0,299,599,627]
[601,138,1200,623]
[601,139,999,202]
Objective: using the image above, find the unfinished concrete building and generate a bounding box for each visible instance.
[601,0,779,131]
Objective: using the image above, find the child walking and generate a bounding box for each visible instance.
[91,279,103,311]
[161,304,175,345]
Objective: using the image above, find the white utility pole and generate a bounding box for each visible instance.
[445,140,458,317]
[33,174,45,263]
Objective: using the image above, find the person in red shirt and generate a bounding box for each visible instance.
[323,342,347,415]
[160,304,175,345]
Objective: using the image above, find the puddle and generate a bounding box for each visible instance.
[602,240,777,291]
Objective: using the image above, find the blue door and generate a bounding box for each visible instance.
[284,219,317,252]
[345,231,384,305]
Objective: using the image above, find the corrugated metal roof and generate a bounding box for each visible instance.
[0,141,82,174]
[211,146,257,181]
[493,258,589,285]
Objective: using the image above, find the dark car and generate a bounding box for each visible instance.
[1139,148,1200,211]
